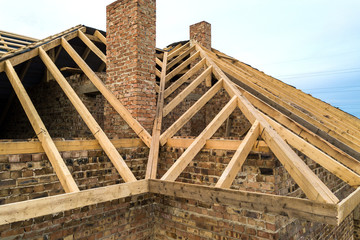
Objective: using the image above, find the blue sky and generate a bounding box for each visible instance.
[1,0,359,117]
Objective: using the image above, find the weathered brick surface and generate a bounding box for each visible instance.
[105,0,157,137]
[190,21,211,50]
[0,193,154,240]
[0,6,357,239]
[0,147,149,205]
[0,73,105,139]
[153,194,279,240]
[280,213,354,240]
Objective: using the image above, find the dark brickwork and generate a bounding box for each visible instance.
[0,147,148,205]
[0,73,105,139]
[153,193,279,239]
[0,193,154,240]
[0,7,358,240]
[105,0,157,137]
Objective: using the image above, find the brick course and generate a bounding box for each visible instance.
[0,73,105,139]
[190,21,211,50]
[105,0,157,137]
[0,1,358,238]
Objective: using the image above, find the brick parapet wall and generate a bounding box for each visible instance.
[105,0,157,137]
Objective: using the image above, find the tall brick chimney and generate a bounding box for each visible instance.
[105,0,156,138]
[190,21,211,50]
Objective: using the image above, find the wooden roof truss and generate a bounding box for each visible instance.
[0,27,359,226]
[0,30,38,57]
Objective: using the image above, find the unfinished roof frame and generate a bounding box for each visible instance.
[0,26,359,227]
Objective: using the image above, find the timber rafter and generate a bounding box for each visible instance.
[0,28,359,227]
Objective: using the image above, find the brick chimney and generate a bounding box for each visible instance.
[190,21,211,50]
[105,0,156,138]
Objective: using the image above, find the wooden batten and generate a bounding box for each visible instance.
[235,85,360,175]
[0,27,83,73]
[263,113,360,186]
[1,24,360,229]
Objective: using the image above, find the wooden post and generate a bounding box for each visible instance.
[4,60,79,193]
[38,47,136,183]
[146,52,168,179]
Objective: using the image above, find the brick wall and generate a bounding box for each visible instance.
[0,73,105,139]
[0,193,154,240]
[105,0,157,137]
[153,193,279,239]
[156,144,354,239]
[0,147,148,205]
[190,21,211,50]
[280,214,354,240]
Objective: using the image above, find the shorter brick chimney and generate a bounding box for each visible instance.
[105,0,157,138]
[190,21,211,50]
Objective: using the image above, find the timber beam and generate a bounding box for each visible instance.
[0,138,268,155]
[0,180,148,226]
[1,179,357,226]
[149,180,339,225]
